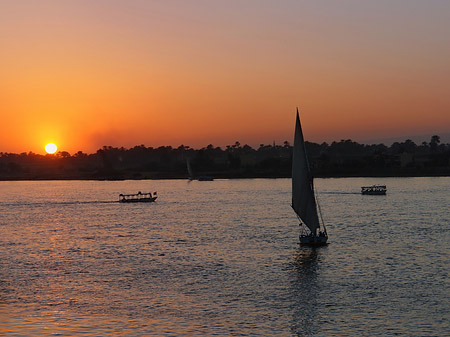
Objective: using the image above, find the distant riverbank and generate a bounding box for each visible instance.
[2,137,449,181]
[1,170,449,181]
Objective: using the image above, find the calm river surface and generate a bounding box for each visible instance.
[0,178,449,336]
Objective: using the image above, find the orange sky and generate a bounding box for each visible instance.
[1,0,450,154]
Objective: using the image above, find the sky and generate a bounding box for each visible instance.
[1,0,450,154]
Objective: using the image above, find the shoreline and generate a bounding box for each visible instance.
[1,173,449,181]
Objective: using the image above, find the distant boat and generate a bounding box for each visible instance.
[361,185,386,195]
[187,158,195,181]
[292,108,328,246]
[196,176,214,181]
[187,158,214,181]
[119,191,157,203]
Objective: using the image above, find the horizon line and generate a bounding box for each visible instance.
[2,134,449,156]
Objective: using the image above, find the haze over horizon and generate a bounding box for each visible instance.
[2,0,449,154]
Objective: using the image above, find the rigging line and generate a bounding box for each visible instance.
[293,208,306,229]
[315,187,327,232]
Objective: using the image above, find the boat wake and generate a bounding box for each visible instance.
[1,200,119,207]
[319,192,360,195]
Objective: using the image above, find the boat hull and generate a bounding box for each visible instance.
[119,197,157,203]
[361,191,386,195]
[299,234,328,246]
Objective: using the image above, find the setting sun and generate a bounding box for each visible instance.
[45,143,58,154]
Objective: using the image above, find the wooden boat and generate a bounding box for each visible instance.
[292,108,328,246]
[361,185,386,195]
[119,191,157,203]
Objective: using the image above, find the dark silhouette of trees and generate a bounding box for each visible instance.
[0,136,449,180]
[430,135,440,152]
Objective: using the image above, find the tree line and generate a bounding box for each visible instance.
[0,136,449,180]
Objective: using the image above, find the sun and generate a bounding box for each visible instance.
[45,143,58,154]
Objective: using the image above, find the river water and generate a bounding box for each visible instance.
[0,178,448,336]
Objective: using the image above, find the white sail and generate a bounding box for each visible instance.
[292,109,320,234]
[187,158,194,179]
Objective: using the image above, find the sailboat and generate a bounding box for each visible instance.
[187,158,195,181]
[292,108,328,246]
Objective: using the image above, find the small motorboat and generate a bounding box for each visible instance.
[119,191,157,203]
[361,185,386,195]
